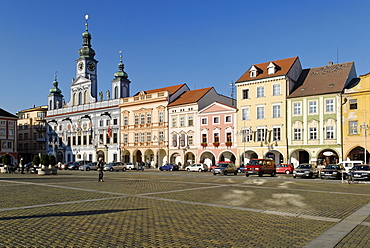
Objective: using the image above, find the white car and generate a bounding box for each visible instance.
[185,163,208,172]
[125,163,135,170]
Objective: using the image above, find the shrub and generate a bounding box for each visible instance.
[2,154,11,165]
[49,154,56,167]
[32,155,40,167]
[41,153,50,167]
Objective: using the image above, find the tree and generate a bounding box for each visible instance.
[2,154,11,165]
[41,153,50,167]
[32,155,40,167]
[49,154,56,167]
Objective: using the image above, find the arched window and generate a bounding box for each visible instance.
[114,86,118,99]
[49,100,53,110]
[73,93,77,106]
[78,92,83,105]
[84,91,88,104]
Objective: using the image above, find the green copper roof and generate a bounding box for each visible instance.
[49,74,63,96]
[78,22,96,59]
[114,52,128,79]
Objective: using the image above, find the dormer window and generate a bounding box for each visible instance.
[250,65,258,78]
[267,62,276,75]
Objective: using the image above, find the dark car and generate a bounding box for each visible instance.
[159,164,179,171]
[293,164,318,178]
[244,159,276,177]
[68,161,91,170]
[349,165,370,181]
[213,162,237,176]
[320,164,346,180]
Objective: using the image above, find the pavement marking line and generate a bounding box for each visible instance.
[0,196,129,212]
[303,201,370,248]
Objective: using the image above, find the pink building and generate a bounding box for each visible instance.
[198,102,238,166]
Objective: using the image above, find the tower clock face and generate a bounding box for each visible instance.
[87,62,95,71]
[78,62,84,71]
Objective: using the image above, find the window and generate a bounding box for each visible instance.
[140,114,145,124]
[99,134,103,144]
[326,126,334,139]
[134,133,139,143]
[293,102,301,115]
[257,106,264,119]
[309,101,317,114]
[113,118,118,125]
[225,116,231,123]
[188,116,193,126]
[272,84,280,96]
[172,117,177,128]
[113,133,118,143]
[241,128,252,142]
[147,132,151,142]
[214,133,219,142]
[19,133,23,140]
[123,133,128,143]
[188,135,193,145]
[349,121,358,135]
[147,113,151,124]
[349,99,357,110]
[180,117,185,127]
[272,105,281,118]
[78,135,81,145]
[159,111,164,123]
[226,132,232,142]
[201,118,207,125]
[0,128,5,136]
[213,117,220,124]
[326,99,334,112]
[273,127,281,141]
[159,131,164,141]
[123,116,128,126]
[242,108,250,121]
[140,133,145,143]
[309,127,317,140]
[134,114,139,125]
[294,128,301,140]
[242,89,249,99]
[257,86,265,98]
[202,133,207,143]
[24,133,29,139]
[83,135,87,145]
[257,128,266,142]
[99,120,104,127]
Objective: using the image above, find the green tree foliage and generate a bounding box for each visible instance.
[32,155,40,166]
[2,154,11,165]
[41,153,50,167]
[49,154,56,167]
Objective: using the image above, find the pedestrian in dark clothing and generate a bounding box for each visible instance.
[97,158,104,182]
[20,158,25,174]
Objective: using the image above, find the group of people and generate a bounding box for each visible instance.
[5,157,30,174]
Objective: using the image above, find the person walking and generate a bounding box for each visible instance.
[97,157,104,182]
[20,157,25,174]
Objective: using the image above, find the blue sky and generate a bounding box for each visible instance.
[1,0,370,114]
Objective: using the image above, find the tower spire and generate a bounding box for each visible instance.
[114,50,128,79]
[78,14,95,59]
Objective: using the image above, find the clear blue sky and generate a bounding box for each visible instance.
[1,0,370,114]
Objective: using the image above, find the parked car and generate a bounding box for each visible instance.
[79,162,98,171]
[213,162,237,175]
[320,164,346,179]
[125,163,135,170]
[185,163,208,172]
[293,164,319,178]
[237,165,246,173]
[69,161,92,170]
[338,160,363,174]
[60,162,73,170]
[244,159,276,177]
[104,162,127,172]
[348,165,370,181]
[276,164,294,174]
[159,164,179,171]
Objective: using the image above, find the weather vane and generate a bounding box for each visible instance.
[54,71,58,81]
[85,14,89,31]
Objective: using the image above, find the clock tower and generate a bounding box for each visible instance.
[69,15,98,106]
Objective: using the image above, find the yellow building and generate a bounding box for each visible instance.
[235,57,302,165]
[343,73,370,163]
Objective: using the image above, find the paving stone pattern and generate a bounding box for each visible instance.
[0,170,369,247]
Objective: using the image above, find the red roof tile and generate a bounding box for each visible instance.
[134,83,186,96]
[168,87,213,106]
[236,56,299,83]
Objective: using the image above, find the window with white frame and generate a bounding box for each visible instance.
[134,133,138,143]
[242,107,250,121]
[272,84,280,96]
[257,106,265,119]
[214,133,219,142]
[309,101,317,114]
[188,116,193,126]
[326,126,334,139]
[309,127,317,140]
[147,132,151,142]
[140,114,145,124]
[272,104,281,118]
[201,118,207,125]
[325,99,334,112]
[123,133,128,143]
[242,89,249,99]
[273,127,281,141]
[123,116,128,126]
[294,128,302,140]
[241,129,252,143]
[293,102,301,115]
[256,128,266,142]
[134,114,139,125]
[202,133,207,143]
[172,117,177,128]
[188,135,193,145]
[257,86,265,98]
[0,128,5,136]
[147,113,151,124]
[159,111,164,123]
[180,117,185,127]
[349,99,357,110]
[349,121,358,135]
[159,131,164,141]
[140,132,145,143]
[213,117,220,124]
[99,120,104,126]
[225,116,232,123]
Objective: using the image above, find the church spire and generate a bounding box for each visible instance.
[114,51,128,79]
[78,15,96,59]
[49,72,62,96]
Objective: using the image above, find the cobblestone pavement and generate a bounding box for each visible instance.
[1,170,370,247]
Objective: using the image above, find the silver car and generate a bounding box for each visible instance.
[103,162,127,172]
[185,163,208,172]
[293,164,319,178]
[79,162,97,171]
